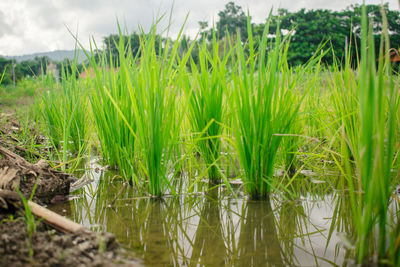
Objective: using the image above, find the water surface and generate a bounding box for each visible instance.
[49,163,351,266]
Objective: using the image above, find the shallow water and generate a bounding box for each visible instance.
[49,162,352,266]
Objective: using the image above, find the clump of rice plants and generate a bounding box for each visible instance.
[40,58,89,168]
[184,32,230,184]
[231,17,301,199]
[328,43,359,177]
[40,73,63,148]
[130,23,193,196]
[85,33,137,180]
[330,5,400,264]
[90,20,194,196]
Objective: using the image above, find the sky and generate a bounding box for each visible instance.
[0,0,398,56]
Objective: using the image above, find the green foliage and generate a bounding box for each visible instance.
[103,33,140,65]
[277,3,400,65]
[0,77,38,107]
[198,2,400,67]
[18,56,50,77]
[0,57,16,85]
[278,8,350,65]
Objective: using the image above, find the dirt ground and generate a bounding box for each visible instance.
[0,214,140,266]
[0,113,141,266]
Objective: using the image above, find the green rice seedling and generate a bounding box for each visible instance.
[0,68,5,84]
[278,64,318,177]
[275,61,327,189]
[358,9,398,263]
[183,32,230,184]
[59,61,89,154]
[301,64,327,140]
[280,123,301,177]
[16,178,40,258]
[231,16,304,199]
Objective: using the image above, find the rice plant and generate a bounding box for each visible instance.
[231,17,301,199]
[184,32,230,184]
[40,58,89,169]
[132,23,194,196]
[91,19,194,196]
[331,5,400,264]
[328,42,359,178]
[85,34,137,180]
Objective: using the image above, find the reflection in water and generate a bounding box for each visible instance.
[49,174,351,266]
[277,195,302,266]
[190,189,227,266]
[142,200,174,266]
[236,199,283,266]
[105,198,178,266]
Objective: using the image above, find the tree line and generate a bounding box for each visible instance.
[0,56,50,85]
[0,56,84,85]
[102,2,400,68]
[1,1,398,85]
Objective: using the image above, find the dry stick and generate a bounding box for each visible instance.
[0,189,89,234]
[28,201,88,234]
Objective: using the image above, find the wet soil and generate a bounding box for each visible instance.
[0,214,140,266]
[0,113,141,266]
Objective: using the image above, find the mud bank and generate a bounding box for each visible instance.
[0,113,141,266]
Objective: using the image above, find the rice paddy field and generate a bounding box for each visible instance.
[21,7,400,266]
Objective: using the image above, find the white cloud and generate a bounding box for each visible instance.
[0,0,398,55]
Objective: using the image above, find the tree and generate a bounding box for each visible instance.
[216,2,248,41]
[343,4,400,53]
[278,9,351,65]
[102,32,163,66]
[265,3,400,66]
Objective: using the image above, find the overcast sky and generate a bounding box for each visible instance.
[0,0,398,56]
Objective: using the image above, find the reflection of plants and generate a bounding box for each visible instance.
[190,189,226,266]
[277,195,305,265]
[326,191,355,253]
[235,199,284,265]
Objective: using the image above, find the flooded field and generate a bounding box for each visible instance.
[49,161,354,266]
[0,4,398,266]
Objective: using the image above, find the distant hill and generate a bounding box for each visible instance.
[2,50,88,64]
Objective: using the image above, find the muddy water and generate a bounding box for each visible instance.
[49,164,351,266]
